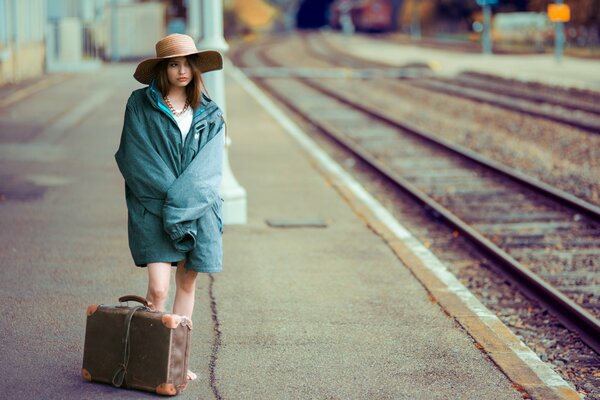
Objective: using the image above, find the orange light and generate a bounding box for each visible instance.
[232,0,278,29]
[547,4,570,22]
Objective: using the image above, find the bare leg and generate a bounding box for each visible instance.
[172,260,198,381]
[173,260,198,319]
[146,262,172,312]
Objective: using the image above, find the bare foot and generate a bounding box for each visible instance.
[187,370,197,381]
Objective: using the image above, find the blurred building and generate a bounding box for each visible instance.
[0,0,168,85]
[0,0,46,84]
[104,0,166,61]
[46,0,104,71]
[47,0,166,64]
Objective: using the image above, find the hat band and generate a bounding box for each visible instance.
[156,44,198,58]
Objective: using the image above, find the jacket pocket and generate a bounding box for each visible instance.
[126,195,151,260]
[174,232,196,252]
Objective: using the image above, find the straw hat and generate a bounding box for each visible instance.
[133,34,223,84]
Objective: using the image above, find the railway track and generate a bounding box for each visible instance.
[231,36,600,356]
[441,71,600,117]
[306,32,600,134]
[379,33,541,55]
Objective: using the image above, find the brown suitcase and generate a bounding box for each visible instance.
[81,295,192,396]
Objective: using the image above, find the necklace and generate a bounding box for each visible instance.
[163,96,189,117]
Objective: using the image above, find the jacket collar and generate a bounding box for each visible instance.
[145,80,214,118]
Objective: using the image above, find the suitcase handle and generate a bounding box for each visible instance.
[118,295,154,309]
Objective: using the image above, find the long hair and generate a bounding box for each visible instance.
[155,54,207,108]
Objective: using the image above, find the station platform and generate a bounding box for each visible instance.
[322,32,600,90]
[0,62,579,399]
[200,68,520,399]
[194,66,577,399]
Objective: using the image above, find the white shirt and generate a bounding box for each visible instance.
[174,107,193,142]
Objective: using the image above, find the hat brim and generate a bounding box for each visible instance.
[133,50,223,84]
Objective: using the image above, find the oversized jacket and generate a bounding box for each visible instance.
[115,82,225,273]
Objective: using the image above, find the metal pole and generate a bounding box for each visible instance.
[554,0,565,63]
[187,0,201,42]
[199,0,247,225]
[10,0,18,81]
[110,0,119,61]
[11,0,17,43]
[482,4,492,55]
[411,0,421,40]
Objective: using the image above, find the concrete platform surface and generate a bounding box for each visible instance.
[0,63,524,399]
[323,32,600,90]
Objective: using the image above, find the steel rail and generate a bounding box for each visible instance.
[299,35,600,221]
[378,33,535,56]
[241,41,600,354]
[449,75,600,117]
[305,34,600,134]
[410,79,600,134]
[302,78,600,222]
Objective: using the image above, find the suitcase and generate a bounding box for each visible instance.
[81,295,192,396]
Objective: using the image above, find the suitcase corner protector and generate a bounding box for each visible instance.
[156,383,177,396]
[161,314,193,330]
[86,304,100,317]
[81,368,92,382]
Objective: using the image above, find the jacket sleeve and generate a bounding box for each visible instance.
[162,114,225,251]
[115,97,177,216]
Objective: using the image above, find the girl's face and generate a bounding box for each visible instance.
[166,56,192,89]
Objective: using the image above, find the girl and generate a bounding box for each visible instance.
[115,34,225,381]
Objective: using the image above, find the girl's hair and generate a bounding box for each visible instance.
[155,54,207,108]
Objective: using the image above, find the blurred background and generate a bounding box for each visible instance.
[0,0,599,85]
[1,2,600,398]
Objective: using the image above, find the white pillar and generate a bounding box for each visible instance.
[199,0,247,225]
[58,17,82,64]
[187,0,201,42]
